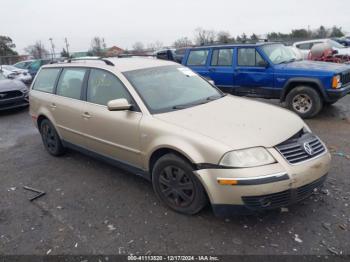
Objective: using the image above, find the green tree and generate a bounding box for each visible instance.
[250,33,259,42]
[330,26,344,37]
[315,26,328,38]
[0,36,18,57]
[291,29,310,39]
[216,31,231,44]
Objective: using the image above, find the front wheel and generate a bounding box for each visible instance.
[286,86,323,119]
[152,154,208,215]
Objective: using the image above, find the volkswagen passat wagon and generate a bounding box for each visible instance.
[29,57,331,216]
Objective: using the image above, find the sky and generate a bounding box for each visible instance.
[1,0,349,54]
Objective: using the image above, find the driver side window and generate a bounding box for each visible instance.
[87,69,132,106]
[238,48,264,67]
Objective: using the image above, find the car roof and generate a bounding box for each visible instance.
[43,57,178,72]
[294,39,329,45]
[187,42,278,50]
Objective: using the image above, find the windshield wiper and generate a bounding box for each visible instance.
[172,94,225,110]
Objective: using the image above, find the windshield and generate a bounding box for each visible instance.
[327,39,345,49]
[261,44,298,64]
[123,65,223,114]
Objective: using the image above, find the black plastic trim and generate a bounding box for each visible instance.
[61,140,150,181]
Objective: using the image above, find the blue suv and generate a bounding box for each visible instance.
[183,43,350,118]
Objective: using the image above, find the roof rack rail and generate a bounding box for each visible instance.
[67,57,114,66]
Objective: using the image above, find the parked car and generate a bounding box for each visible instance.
[29,58,331,216]
[0,65,32,84]
[0,72,29,110]
[155,48,188,63]
[293,39,350,59]
[13,59,52,78]
[182,43,350,118]
[332,37,350,47]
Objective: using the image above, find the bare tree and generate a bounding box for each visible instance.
[216,31,231,44]
[24,41,49,59]
[132,42,145,52]
[173,37,193,48]
[194,27,216,45]
[90,37,107,56]
[147,41,164,51]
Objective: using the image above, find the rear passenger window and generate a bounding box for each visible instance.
[211,49,233,66]
[187,50,209,66]
[297,43,311,50]
[238,48,264,67]
[32,68,60,93]
[87,69,132,106]
[56,68,86,100]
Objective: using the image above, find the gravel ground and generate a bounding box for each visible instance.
[0,96,349,256]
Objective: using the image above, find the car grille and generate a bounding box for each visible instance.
[275,132,326,164]
[0,90,23,100]
[242,175,327,210]
[341,71,350,86]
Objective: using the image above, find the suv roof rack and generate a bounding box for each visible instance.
[67,57,114,66]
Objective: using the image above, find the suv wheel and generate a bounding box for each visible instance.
[152,154,208,215]
[286,86,323,118]
[40,119,65,156]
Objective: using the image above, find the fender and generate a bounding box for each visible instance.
[280,77,328,102]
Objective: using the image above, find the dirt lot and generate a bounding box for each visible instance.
[0,96,349,256]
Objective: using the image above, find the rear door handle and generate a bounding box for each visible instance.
[208,68,216,72]
[50,103,56,109]
[82,112,91,119]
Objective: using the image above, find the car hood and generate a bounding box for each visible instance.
[155,95,305,149]
[274,60,350,74]
[0,79,27,92]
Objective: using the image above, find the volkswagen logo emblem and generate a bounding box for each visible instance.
[303,142,314,155]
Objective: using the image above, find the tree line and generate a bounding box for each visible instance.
[0,25,346,60]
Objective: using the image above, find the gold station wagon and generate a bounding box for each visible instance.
[29,57,331,216]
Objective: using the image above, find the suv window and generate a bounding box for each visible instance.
[87,69,132,106]
[32,68,61,93]
[238,48,264,67]
[211,49,233,66]
[187,50,209,66]
[56,68,86,100]
[296,43,312,50]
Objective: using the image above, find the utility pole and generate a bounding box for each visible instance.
[64,37,70,58]
[49,38,55,59]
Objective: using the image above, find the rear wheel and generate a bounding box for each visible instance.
[40,119,65,156]
[286,86,323,118]
[152,154,208,215]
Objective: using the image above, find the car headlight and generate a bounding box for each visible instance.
[219,147,276,168]
[332,75,342,89]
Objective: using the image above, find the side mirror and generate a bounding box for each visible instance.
[107,98,132,111]
[258,60,269,68]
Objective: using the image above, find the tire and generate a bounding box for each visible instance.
[285,86,323,119]
[40,119,65,156]
[152,154,208,215]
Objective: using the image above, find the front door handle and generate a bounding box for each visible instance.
[50,103,56,109]
[208,68,216,72]
[82,112,91,119]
